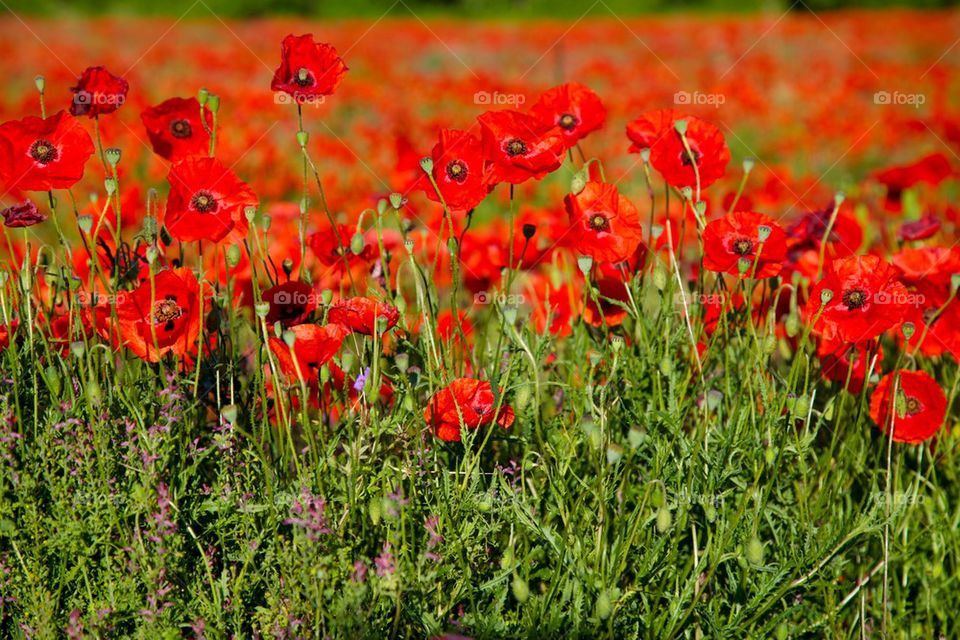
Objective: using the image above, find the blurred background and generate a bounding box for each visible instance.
[1,0,957,17]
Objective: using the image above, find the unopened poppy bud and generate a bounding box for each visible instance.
[34,75,45,93]
[596,591,612,620]
[656,506,672,532]
[571,168,588,195]
[226,244,241,268]
[77,215,93,234]
[282,258,294,276]
[299,197,308,215]
[745,536,764,566]
[895,387,907,419]
[951,273,960,293]
[319,364,330,384]
[394,352,409,372]
[820,289,834,305]
[43,365,61,396]
[785,313,800,337]
[198,87,209,106]
[511,576,529,604]
[447,237,458,258]
[105,148,121,167]
[742,157,755,173]
[577,255,593,275]
[502,306,517,325]
[261,215,272,232]
[221,405,238,424]
[244,206,257,222]
[86,380,102,406]
[207,94,220,113]
[296,130,309,148]
[419,156,434,174]
[652,263,668,290]
[145,246,159,264]
[757,225,772,242]
[70,341,86,359]
[389,192,404,209]
[350,233,365,255]
[522,223,536,240]
[104,178,117,196]
[902,322,916,339]
[141,215,158,241]
[673,119,688,136]
[377,198,388,215]
[320,289,333,305]
[606,443,624,465]
[341,351,355,373]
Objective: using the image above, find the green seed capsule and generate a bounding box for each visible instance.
[745,536,764,566]
[656,507,672,532]
[512,576,529,604]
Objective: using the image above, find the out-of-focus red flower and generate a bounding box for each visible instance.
[626,108,676,152]
[898,214,940,242]
[327,297,399,335]
[164,156,258,243]
[268,323,350,381]
[703,211,786,278]
[1,200,46,227]
[869,369,946,444]
[564,180,643,264]
[419,129,490,211]
[874,152,953,210]
[805,255,910,343]
[526,274,580,337]
[818,338,876,394]
[478,110,564,185]
[891,246,960,305]
[263,281,317,327]
[424,378,514,442]
[0,320,18,352]
[0,111,94,191]
[785,204,863,259]
[436,309,473,345]
[530,82,606,149]
[309,223,376,273]
[69,66,129,118]
[141,97,213,162]
[271,34,347,100]
[649,115,730,190]
[114,267,203,363]
[583,271,630,327]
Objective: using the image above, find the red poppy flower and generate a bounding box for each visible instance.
[818,338,877,394]
[785,203,863,259]
[530,82,607,149]
[626,108,676,152]
[0,111,95,191]
[477,110,564,185]
[805,255,909,343]
[564,180,644,264]
[271,34,348,100]
[420,129,490,211]
[902,299,960,359]
[164,156,258,243]
[1,200,46,227]
[650,115,730,190]
[898,214,940,242]
[583,272,630,328]
[268,323,351,381]
[874,152,953,211]
[327,297,399,335]
[70,66,129,118]
[424,378,515,442]
[115,268,202,362]
[264,281,317,327]
[702,211,787,278]
[869,369,946,444]
[141,97,213,162]
[0,320,18,352]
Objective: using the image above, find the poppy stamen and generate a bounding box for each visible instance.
[905,396,922,415]
[505,138,528,157]
[842,288,868,310]
[170,119,192,139]
[589,214,610,232]
[732,238,754,256]
[558,113,578,130]
[446,159,468,183]
[191,190,219,214]
[30,139,59,165]
[681,147,701,167]
[294,68,314,88]
[152,297,183,328]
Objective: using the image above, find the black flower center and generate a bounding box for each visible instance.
[294,67,314,88]
[732,238,754,256]
[589,214,609,232]
[905,396,922,416]
[446,159,468,183]
[170,119,192,139]
[191,190,219,213]
[681,147,701,167]
[30,139,58,164]
[558,113,578,130]
[842,288,868,310]
[152,296,183,331]
[505,138,528,157]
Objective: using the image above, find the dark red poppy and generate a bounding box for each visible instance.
[869,369,946,444]
[420,129,490,211]
[626,108,676,152]
[564,180,643,264]
[649,115,730,190]
[70,66,129,118]
[264,281,317,327]
[327,297,399,335]
[115,268,202,362]
[477,110,564,185]
[785,203,863,260]
[1,200,46,227]
[874,152,953,210]
[424,378,515,442]
[164,156,258,243]
[703,211,787,278]
[268,323,351,381]
[530,82,606,149]
[141,97,213,162]
[805,255,909,343]
[271,34,348,100]
[0,111,95,191]
[898,214,940,242]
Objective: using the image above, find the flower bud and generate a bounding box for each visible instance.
[198,87,209,106]
[226,244,241,268]
[207,94,220,113]
[296,130,309,148]
[522,223,536,240]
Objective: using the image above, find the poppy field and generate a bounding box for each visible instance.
[2,8,960,639]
